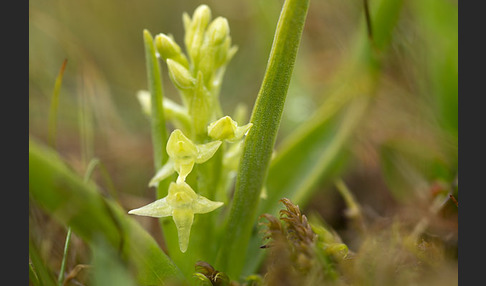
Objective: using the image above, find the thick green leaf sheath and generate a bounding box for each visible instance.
[215,0,310,278]
[29,139,183,285]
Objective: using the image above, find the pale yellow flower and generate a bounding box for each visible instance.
[149,129,222,186]
[129,181,223,252]
[207,116,252,142]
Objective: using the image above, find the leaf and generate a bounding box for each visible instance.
[379,138,454,201]
[241,0,405,276]
[29,237,57,286]
[143,29,169,171]
[263,95,369,215]
[91,239,137,286]
[47,59,68,149]
[215,0,311,278]
[29,139,184,285]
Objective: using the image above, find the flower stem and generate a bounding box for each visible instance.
[215,0,310,278]
[57,227,72,286]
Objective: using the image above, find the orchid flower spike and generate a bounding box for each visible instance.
[128,181,223,252]
[149,129,221,186]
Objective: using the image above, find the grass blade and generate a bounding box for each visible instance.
[215,0,310,278]
[242,0,404,275]
[57,228,72,286]
[91,239,137,286]
[29,237,57,286]
[47,59,67,149]
[57,158,102,285]
[29,139,183,285]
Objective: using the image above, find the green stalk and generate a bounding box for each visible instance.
[77,78,95,167]
[144,29,169,170]
[241,0,404,276]
[215,0,310,278]
[48,59,67,149]
[57,228,72,286]
[143,29,185,268]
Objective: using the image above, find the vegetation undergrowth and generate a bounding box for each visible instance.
[29,0,457,285]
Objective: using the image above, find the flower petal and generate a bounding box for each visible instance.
[232,122,253,142]
[207,116,237,140]
[172,209,195,253]
[192,195,224,214]
[128,197,173,218]
[195,140,222,163]
[149,160,175,187]
[174,161,195,183]
[166,129,197,159]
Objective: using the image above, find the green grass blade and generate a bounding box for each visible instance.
[77,78,95,167]
[411,0,458,137]
[29,261,41,286]
[215,0,310,278]
[29,139,184,285]
[47,59,67,149]
[57,227,72,286]
[266,95,369,211]
[29,237,57,286]
[58,158,101,285]
[241,0,404,275]
[91,239,137,286]
[243,86,371,276]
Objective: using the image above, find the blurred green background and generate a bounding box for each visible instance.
[30,0,368,199]
[29,0,457,283]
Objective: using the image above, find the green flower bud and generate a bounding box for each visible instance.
[185,5,212,62]
[167,59,195,90]
[155,34,181,60]
[213,37,231,68]
[227,45,238,62]
[207,17,229,46]
[182,12,192,34]
[192,4,212,29]
[155,34,189,67]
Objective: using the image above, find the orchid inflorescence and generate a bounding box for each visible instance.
[129,4,252,253]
